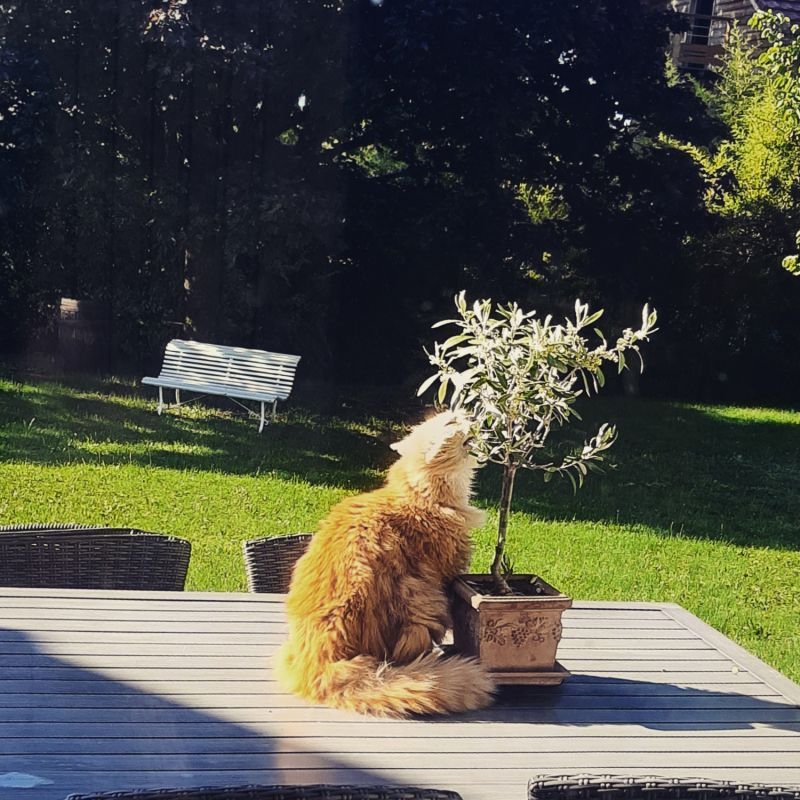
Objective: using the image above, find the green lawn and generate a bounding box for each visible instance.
[1,377,798,684]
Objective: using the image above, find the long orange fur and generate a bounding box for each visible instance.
[275,410,496,717]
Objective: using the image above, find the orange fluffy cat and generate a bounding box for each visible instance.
[275,410,496,717]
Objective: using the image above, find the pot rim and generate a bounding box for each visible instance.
[452,573,573,610]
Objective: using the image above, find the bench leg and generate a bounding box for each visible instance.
[157,387,164,415]
[272,400,277,419]
[258,401,266,434]
[175,389,181,406]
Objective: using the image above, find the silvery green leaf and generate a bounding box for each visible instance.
[584,309,604,326]
[566,470,577,493]
[441,333,469,350]
[417,373,440,397]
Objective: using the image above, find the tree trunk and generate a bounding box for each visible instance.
[490,463,517,595]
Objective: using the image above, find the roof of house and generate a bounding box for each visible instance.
[754,0,800,21]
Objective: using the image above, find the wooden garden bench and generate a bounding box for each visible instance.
[142,339,300,432]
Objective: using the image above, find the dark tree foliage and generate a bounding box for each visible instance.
[668,17,800,402]
[675,208,800,400]
[336,0,708,383]
[0,21,51,348]
[1,0,350,373]
[1,0,711,388]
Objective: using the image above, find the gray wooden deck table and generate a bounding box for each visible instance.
[1,588,798,800]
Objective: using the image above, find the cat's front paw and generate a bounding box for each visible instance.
[428,615,451,644]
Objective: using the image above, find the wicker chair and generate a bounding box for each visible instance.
[0,523,191,590]
[528,776,800,800]
[243,533,312,592]
[65,785,463,800]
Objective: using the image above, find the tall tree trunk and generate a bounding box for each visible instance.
[180,29,196,335]
[68,0,82,297]
[105,0,121,359]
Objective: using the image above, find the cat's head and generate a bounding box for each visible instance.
[389,410,478,497]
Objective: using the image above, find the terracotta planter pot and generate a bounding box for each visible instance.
[450,574,572,685]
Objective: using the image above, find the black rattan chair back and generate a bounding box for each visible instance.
[65,784,463,800]
[529,776,800,800]
[243,533,313,592]
[0,524,191,590]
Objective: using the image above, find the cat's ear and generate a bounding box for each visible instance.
[390,438,409,456]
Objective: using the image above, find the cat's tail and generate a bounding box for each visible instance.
[309,652,496,717]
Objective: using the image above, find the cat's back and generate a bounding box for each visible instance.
[286,484,405,612]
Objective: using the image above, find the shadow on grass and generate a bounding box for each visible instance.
[2,379,800,551]
[473,396,800,552]
[0,378,401,491]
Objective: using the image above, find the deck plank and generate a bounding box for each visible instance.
[4,734,800,755]
[0,589,798,800]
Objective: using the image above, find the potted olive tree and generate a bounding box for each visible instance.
[419,292,658,683]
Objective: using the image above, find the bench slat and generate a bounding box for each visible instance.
[141,378,285,402]
[159,363,297,385]
[157,365,296,387]
[166,341,300,363]
[161,357,297,378]
[161,351,300,368]
[161,352,299,368]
